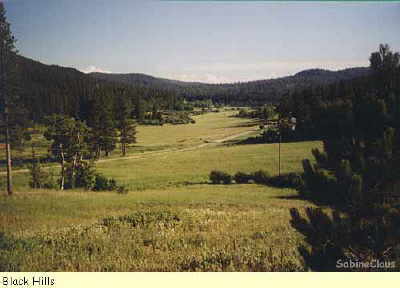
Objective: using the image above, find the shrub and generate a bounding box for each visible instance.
[108,178,118,191]
[28,158,59,190]
[140,119,163,126]
[116,185,129,194]
[262,128,280,143]
[0,232,38,271]
[268,173,303,189]
[209,170,232,184]
[28,160,46,189]
[73,161,96,190]
[93,174,118,191]
[290,206,400,271]
[233,172,252,184]
[251,170,270,184]
[221,174,232,184]
[102,210,180,228]
[41,171,58,189]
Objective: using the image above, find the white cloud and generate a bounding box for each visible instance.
[173,73,236,84]
[80,65,112,74]
[79,59,368,83]
[167,59,368,83]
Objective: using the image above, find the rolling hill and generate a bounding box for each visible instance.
[89,67,371,105]
[15,54,371,121]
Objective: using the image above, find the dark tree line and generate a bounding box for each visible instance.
[277,66,386,141]
[0,3,31,195]
[91,67,370,107]
[15,55,185,124]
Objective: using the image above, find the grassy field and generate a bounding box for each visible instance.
[0,111,322,271]
[95,140,320,191]
[0,110,261,168]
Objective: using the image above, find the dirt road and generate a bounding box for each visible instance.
[0,128,258,175]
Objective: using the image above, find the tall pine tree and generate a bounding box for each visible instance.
[0,3,27,195]
[44,114,90,190]
[115,94,137,156]
[87,95,118,158]
[291,44,400,271]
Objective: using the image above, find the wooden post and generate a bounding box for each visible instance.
[279,136,281,176]
[59,143,65,190]
[278,117,282,177]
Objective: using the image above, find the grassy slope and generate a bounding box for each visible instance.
[0,110,260,165]
[0,111,322,271]
[96,140,321,190]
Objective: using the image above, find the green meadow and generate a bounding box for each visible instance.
[0,111,322,271]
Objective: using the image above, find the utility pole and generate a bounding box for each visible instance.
[278,118,281,177]
[59,143,65,190]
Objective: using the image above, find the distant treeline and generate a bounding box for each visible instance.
[277,59,400,141]
[91,67,371,106]
[14,55,372,124]
[15,56,185,123]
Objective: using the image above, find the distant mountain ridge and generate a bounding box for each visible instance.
[89,67,371,104]
[90,67,371,87]
[15,54,372,112]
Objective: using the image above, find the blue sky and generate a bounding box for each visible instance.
[4,0,400,83]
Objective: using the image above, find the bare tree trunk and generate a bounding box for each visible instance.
[122,141,126,157]
[5,117,12,196]
[70,130,80,189]
[1,46,12,196]
[71,154,77,189]
[60,143,65,190]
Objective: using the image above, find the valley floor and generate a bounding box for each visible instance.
[0,110,322,271]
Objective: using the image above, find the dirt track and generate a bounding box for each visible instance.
[1,128,258,175]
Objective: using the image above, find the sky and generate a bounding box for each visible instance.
[4,0,400,83]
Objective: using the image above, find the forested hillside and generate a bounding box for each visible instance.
[15,56,180,122]
[15,54,371,123]
[90,67,371,105]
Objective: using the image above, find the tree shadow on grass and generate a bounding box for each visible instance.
[225,120,262,128]
[275,194,303,200]
[181,181,210,186]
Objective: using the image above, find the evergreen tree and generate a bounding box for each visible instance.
[0,3,28,195]
[44,114,90,190]
[28,143,51,189]
[134,94,145,122]
[291,44,400,271]
[115,94,137,156]
[299,44,400,208]
[87,96,118,157]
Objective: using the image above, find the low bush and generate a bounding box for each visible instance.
[268,173,303,189]
[28,160,58,189]
[290,206,400,271]
[251,170,270,184]
[72,161,96,190]
[0,232,38,271]
[233,172,252,184]
[140,119,163,126]
[209,170,232,184]
[231,170,303,189]
[116,185,129,194]
[93,174,118,191]
[209,169,303,189]
[101,210,180,228]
